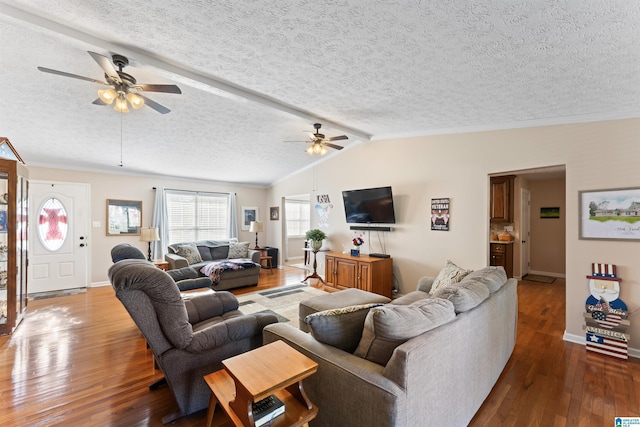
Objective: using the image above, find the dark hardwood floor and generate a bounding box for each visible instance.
[0,267,638,426]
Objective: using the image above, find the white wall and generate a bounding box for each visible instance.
[268,118,640,355]
[28,166,267,285]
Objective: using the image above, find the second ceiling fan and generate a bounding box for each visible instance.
[289,123,348,155]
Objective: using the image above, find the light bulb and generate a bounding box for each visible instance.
[114,95,129,112]
[306,146,314,155]
[320,146,327,155]
[98,88,117,104]
[127,93,144,109]
[313,143,322,153]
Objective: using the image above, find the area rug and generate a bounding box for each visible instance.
[237,283,326,329]
[523,274,555,284]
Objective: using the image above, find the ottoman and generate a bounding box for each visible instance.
[298,288,391,332]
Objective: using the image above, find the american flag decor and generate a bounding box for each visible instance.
[586,333,628,360]
[591,263,616,278]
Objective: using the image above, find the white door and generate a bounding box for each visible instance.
[29,181,90,293]
[520,188,531,278]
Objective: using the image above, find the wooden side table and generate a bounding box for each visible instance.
[152,259,169,271]
[204,340,318,427]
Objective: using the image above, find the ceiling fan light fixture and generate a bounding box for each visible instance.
[313,142,323,154]
[306,146,314,155]
[127,93,144,109]
[98,88,117,104]
[114,95,129,112]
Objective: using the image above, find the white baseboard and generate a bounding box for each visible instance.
[90,281,111,287]
[526,270,566,278]
[563,331,639,359]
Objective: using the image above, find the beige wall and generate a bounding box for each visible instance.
[28,167,267,285]
[29,117,640,356]
[268,118,640,355]
[529,178,566,275]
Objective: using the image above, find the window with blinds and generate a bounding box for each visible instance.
[166,191,230,243]
[285,199,310,237]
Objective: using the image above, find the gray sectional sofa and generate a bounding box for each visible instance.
[263,266,518,427]
[164,239,262,290]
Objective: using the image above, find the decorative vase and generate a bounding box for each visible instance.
[310,240,323,251]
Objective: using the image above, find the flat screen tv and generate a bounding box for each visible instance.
[342,186,396,224]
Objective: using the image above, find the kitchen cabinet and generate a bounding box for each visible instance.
[324,252,392,297]
[490,243,513,278]
[0,157,29,335]
[490,175,514,223]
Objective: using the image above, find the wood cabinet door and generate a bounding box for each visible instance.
[491,252,505,268]
[335,258,358,291]
[490,176,512,222]
[358,262,372,292]
[325,256,335,289]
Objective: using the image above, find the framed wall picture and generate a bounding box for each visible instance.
[270,206,279,221]
[107,199,142,236]
[540,207,560,219]
[241,206,259,231]
[579,187,640,240]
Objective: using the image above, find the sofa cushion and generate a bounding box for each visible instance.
[176,243,203,265]
[166,266,199,282]
[305,303,384,353]
[228,241,250,259]
[429,260,472,294]
[389,291,431,305]
[460,266,507,293]
[210,245,230,260]
[354,298,456,366]
[197,246,213,261]
[432,279,490,313]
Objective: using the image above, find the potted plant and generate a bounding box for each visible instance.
[305,229,327,251]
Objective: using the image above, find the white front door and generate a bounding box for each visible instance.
[29,181,90,293]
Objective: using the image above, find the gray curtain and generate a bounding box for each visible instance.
[152,187,168,258]
[229,192,238,239]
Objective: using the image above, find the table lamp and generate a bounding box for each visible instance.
[140,227,160,261]
[249,221,263,248]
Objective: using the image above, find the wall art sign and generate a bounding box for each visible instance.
[315,194,333,228]
[579,187,640,240]
[431,198,450,231]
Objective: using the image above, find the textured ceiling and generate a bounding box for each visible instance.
[1,1,639,186]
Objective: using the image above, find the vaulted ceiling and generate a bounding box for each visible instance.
[1,2,638,186]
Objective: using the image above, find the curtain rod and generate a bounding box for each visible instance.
[152,187,236,195]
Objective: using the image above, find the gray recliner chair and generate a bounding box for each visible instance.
[108,244,278,424]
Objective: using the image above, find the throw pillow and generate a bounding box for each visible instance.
[429,260,472,294]
[305,303,384,353]
[228,241,250,259]
[354,298,456,366]
[176,243,203,265]
[460,266,507,293]
[431,279,490,313]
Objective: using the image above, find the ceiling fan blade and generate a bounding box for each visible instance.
[138,94,171,114]
[328,135,348,141]
[92,98,108,105]
[324,143,344,150]
[284,140,310,143]
[138,84,182,94]
[88,51,121,83]
[37,67,108,85]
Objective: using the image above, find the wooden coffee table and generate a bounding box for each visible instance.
[204,340,318,427]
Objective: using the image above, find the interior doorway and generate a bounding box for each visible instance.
[489,165,566,280]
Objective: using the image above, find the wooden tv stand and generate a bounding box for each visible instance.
[324,252,393,298]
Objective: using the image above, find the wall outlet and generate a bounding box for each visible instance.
[92,221,101,228]
[504,226,514,232]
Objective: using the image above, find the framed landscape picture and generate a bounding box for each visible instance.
[579,187,640,241]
